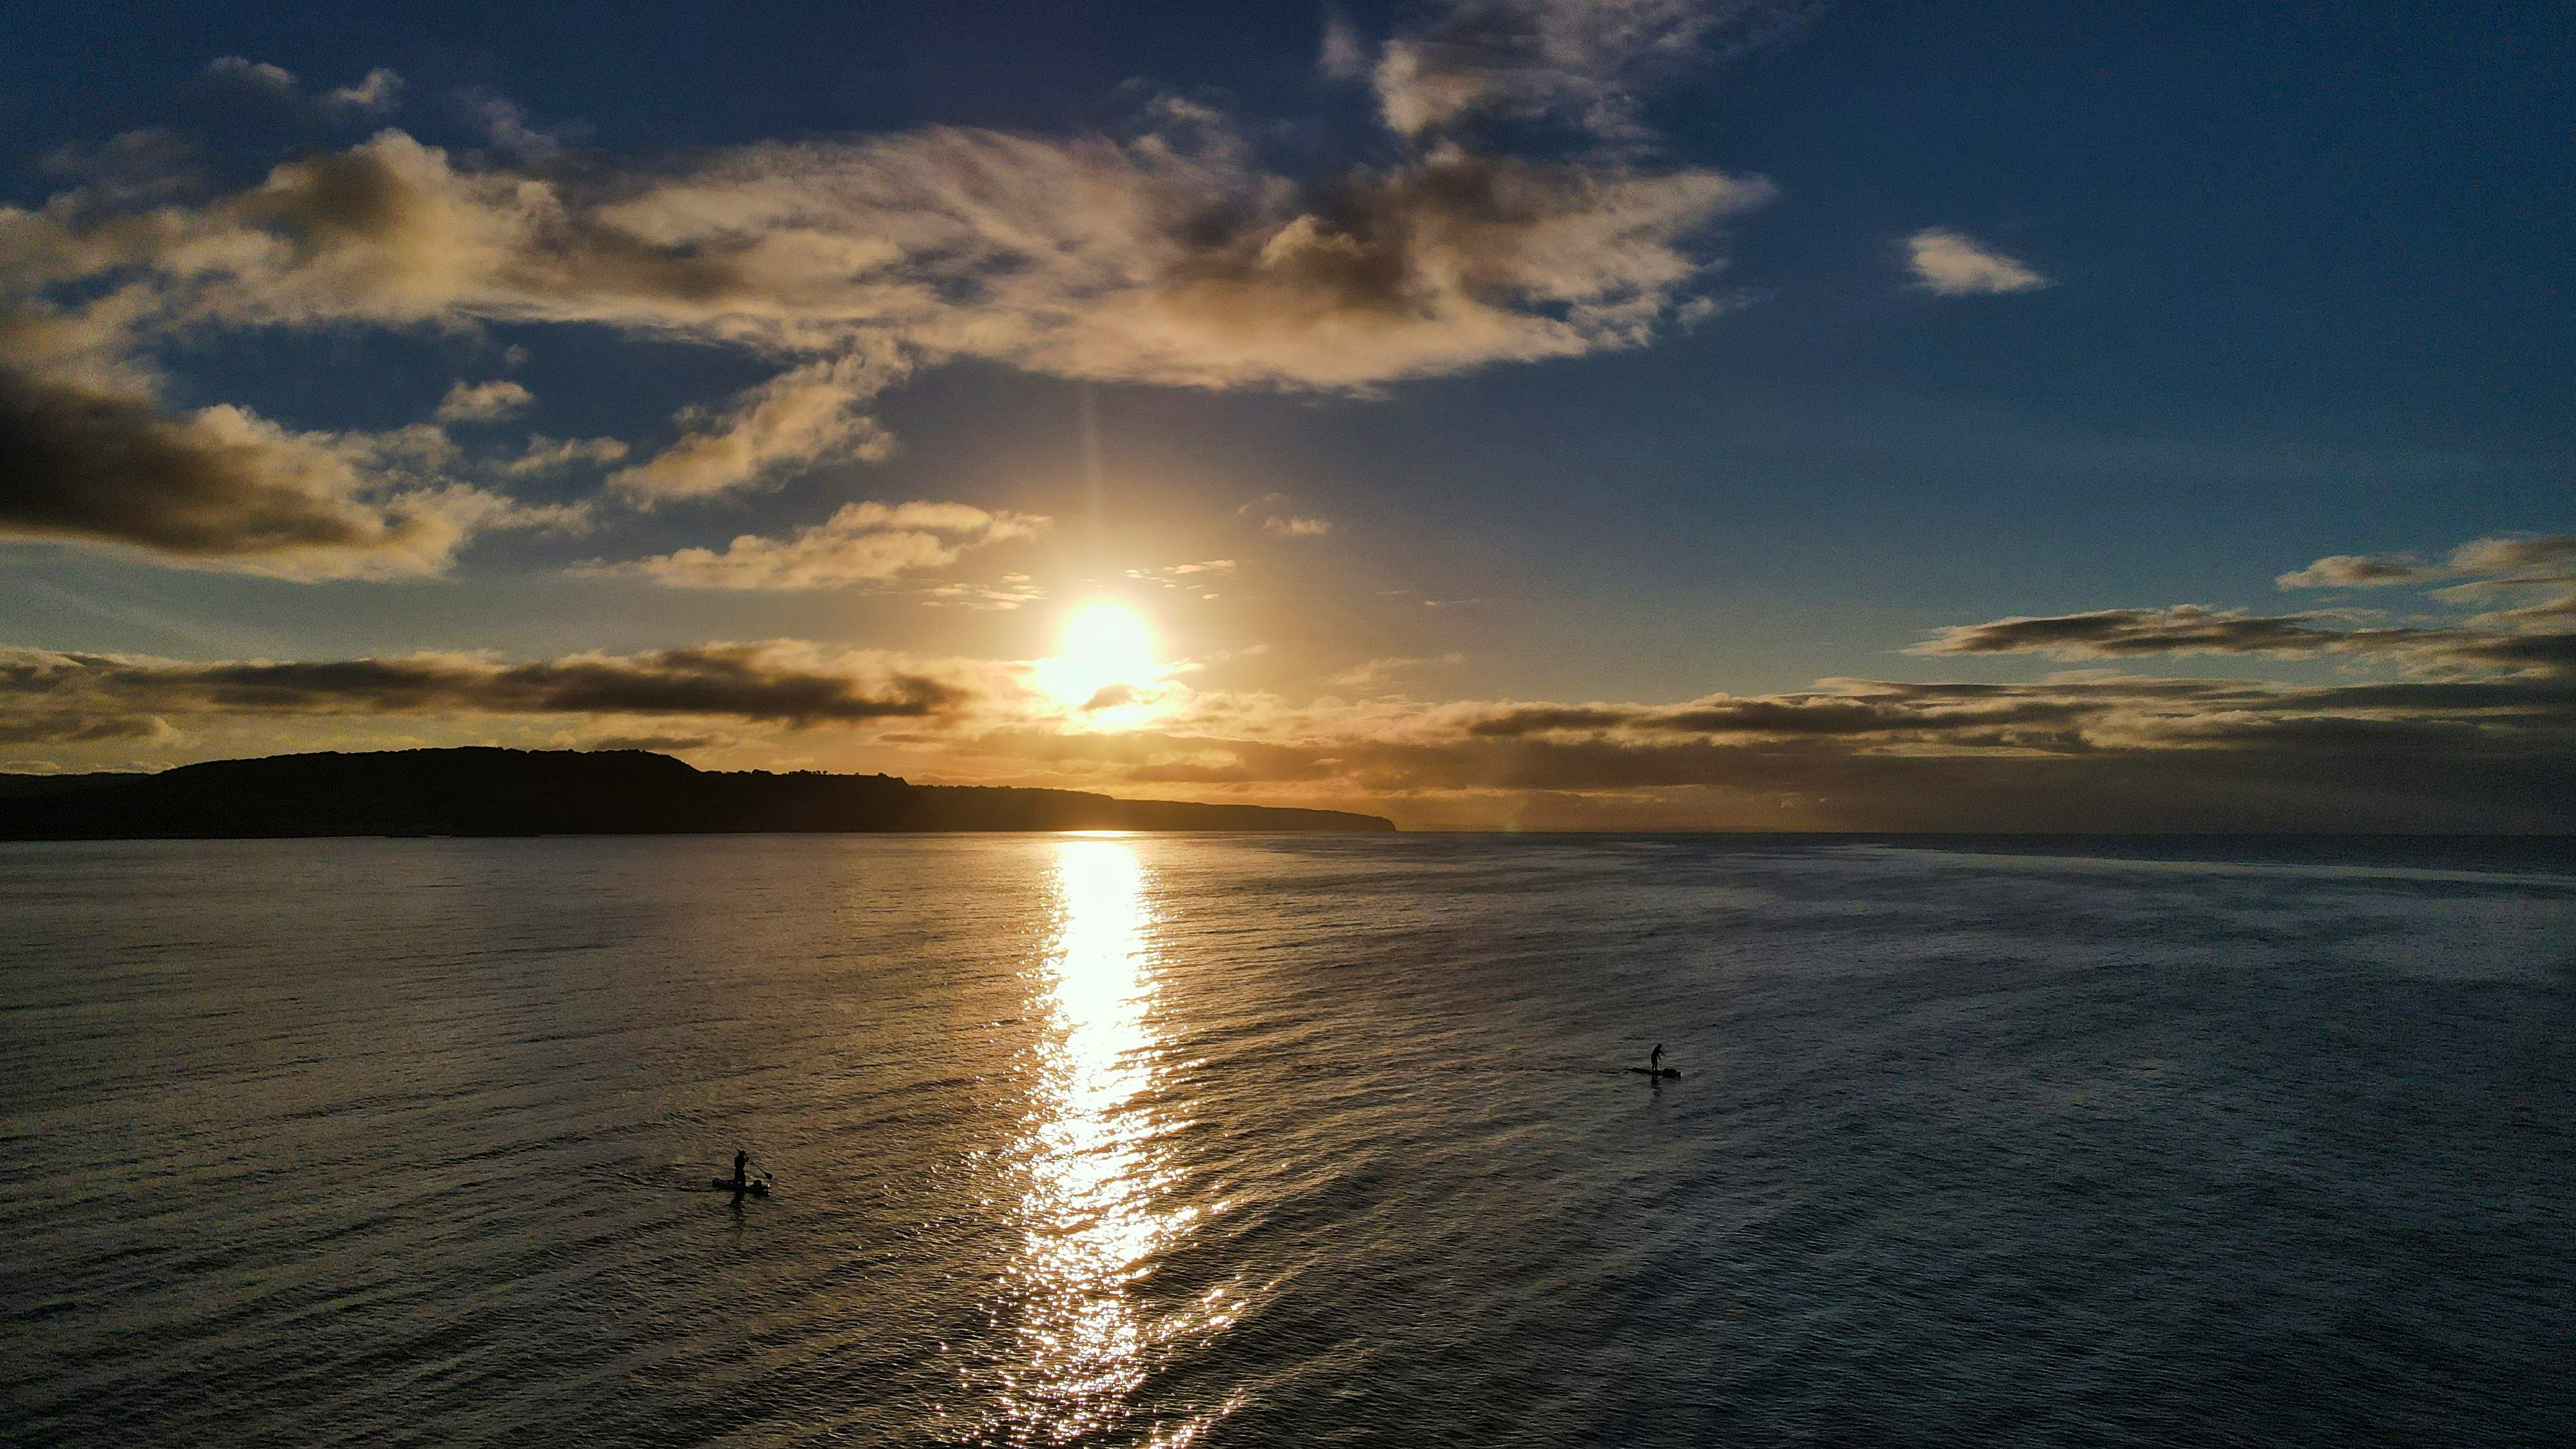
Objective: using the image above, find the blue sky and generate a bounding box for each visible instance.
[1,1,2568,828]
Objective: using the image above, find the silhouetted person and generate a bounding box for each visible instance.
[1650,1043,1665,1071]
[732,1151,750,1191]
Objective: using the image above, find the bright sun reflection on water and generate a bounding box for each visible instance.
[995,838,1233,1445]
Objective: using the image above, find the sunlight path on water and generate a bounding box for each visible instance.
[988,837,1236,1446]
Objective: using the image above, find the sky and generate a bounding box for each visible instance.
[1,0,2569,829]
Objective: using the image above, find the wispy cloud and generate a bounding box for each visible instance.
[204,57,404,117]
[588,500,1047,591]
[2278,534,2576,592]
[325,68,406,116]
[922,574,1046,611]
[1350,0,1824,140]
[455,89,589,160]
[500,435,629,476]
[1126,559,1238,590]
[1904,227,2049,296]
[1325,654,1465,687]
[205,56,299,95]
[433,379,533,423]
[1263,515,1332,538]
[609,354,905,504]
[2273,553,2430,588]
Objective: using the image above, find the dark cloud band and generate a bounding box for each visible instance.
[1,643,961,735]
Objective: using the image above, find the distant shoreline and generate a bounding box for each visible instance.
[0,747,1397,840]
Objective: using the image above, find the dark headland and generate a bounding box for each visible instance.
[0,748,1396,839]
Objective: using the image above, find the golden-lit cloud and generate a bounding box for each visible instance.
[922,575,1046,611]
[0,96,1771,565]
[500,434,629,476]
[1324,654,1466,688]
[204,57,405,117]
[607,352,905,504]
[589,500,1048,591]
[2278,533,2576,593]
[433,378,532,422]
[1904,227,2049,296]
[1350,0,1824,140]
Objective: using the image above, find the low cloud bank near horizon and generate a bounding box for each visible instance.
[8,527,2569,829]
[6,657,2564,830]
[0,641,972,740]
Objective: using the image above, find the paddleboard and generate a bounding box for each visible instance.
[1627,1067,1681,1079]
[712,1179,772,1196]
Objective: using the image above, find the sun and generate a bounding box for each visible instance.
[1039,603,1160,712]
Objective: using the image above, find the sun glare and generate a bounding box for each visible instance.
[1039,603,1160,713]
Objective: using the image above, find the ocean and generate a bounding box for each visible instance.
[3,833,2571,1446]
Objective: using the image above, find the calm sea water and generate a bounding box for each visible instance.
[4,833,2573,1446]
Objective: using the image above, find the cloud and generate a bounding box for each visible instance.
[937,660,2576,829]
[1931,535,2576,679]
[1356,0,1824,140]
[4,27,1783,571]
[922,574,1046,610]
[1908,604,2576,676]
[457,90,587,160]
[1904,227,2049,296]
[1126,559,1238,590]
[1912,606,2385,659]
[575,731,735,753]
[10,521,2575,829]
[1321,10,1372,79]
[0,366,545,578]
[609,353,905,503]
[2278,534,2576,592]
[1,99,1770,520]
[2275,553,2432,589]
[205,57,404,118]
[1264,515,1332,538]
[434,378,533,422]
[37,131,203,208]
[591,500,1048,590]
[205,56,298,95]
[994,532,2571,823]
[325,69,406,116]
[55,120,1761,385]
[2448,534,2576,578]
[1326,654,1464,687]
[0,640,971,737]
[501,434,629,475]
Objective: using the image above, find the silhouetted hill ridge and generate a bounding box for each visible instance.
[0,748,1396,838]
